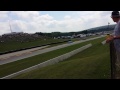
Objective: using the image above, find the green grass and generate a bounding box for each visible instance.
[0,35,100,53]
[0,37,103,78]
[0,38,69,53]
[70,35,99,42]
[12,37,111,79]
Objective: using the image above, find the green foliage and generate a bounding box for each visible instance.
[12,37,110,79]
[42,24,115,37]
[0,38,91,78]
[0,39,69,53]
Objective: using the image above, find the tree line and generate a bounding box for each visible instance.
[35,24,116,38]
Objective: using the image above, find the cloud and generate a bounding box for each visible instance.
[10,20,28,32]
[0,11,115,35]
[64,15,71,19]
[11,11,40,20]
[0,22,11,35]
[0,11,9,21]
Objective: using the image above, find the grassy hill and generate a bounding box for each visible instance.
[0,37,96,78]
[12,37,111,79]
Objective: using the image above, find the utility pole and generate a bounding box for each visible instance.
[9,19,12,33]
[8,11,12,33]
[108,22,110,31]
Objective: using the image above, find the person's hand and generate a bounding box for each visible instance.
[106,35,114,43]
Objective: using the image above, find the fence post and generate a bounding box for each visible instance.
[109,41,116,79]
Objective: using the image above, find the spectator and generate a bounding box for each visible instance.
[106,11,120,78]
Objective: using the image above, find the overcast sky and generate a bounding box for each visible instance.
[0,11,115,35]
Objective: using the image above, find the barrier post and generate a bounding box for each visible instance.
[109,41,116,79]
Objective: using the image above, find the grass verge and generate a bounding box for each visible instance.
[12,37,110,79]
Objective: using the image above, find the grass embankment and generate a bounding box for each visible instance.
[0,37,99,78]
[0,35,100,53]
[0,39,69,53]
[12,37,110,79]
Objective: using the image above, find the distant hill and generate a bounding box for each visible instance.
[36,24,116,37]
[72,24,116,35]
[86,24,116,33]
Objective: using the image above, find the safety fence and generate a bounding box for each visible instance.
[109,41,117,79]
[1,43,92,79]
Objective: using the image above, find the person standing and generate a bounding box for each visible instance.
[106,11,120,79]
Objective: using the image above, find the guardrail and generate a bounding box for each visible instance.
[102,40,118,79]
[1,43,92,79]
[109,41,117,79]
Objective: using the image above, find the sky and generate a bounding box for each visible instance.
[0,11,116,35]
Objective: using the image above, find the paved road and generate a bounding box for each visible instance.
[0,45,50,65]
[0,35,105,65]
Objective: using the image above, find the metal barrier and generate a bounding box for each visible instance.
[1,43,92,79]
[109,41,117,79]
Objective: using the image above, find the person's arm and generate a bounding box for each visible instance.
[113,36,120,39]
[106,35,114,43]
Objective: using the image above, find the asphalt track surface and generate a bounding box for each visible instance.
[0,35,105,65]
